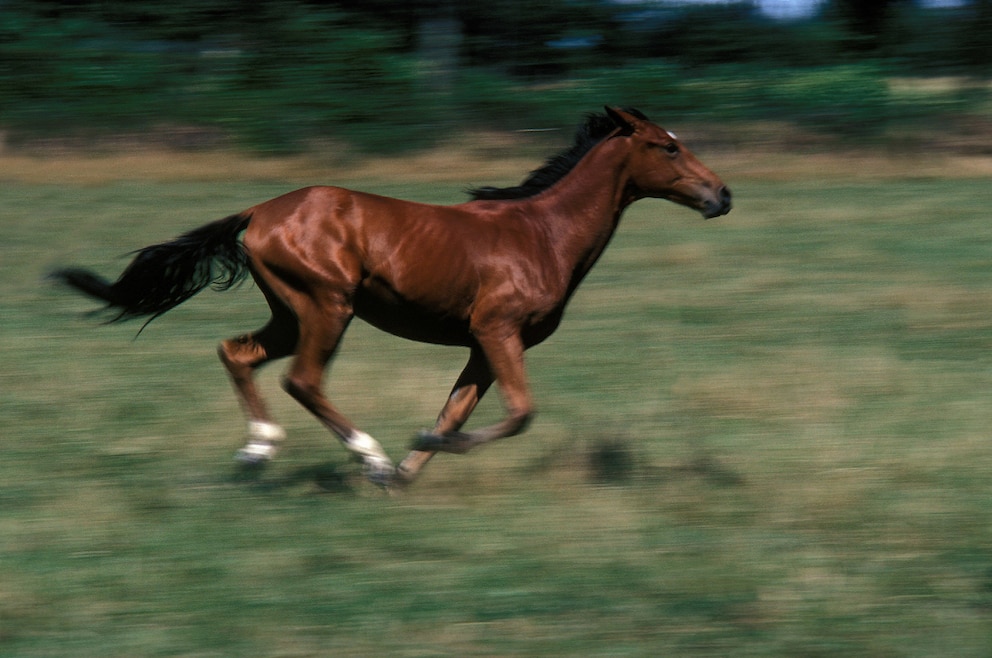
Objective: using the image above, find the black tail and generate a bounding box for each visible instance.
[52,213,252,325]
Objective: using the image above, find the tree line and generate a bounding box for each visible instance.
[1,1,988,152]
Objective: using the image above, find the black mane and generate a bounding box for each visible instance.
[468,108,649,201]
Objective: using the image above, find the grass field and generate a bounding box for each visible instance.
[2,150,991,656]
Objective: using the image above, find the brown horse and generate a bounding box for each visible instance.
[53,107,731,487]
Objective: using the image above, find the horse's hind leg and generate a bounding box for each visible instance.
[281,297,395,485]
[219,281,299,464]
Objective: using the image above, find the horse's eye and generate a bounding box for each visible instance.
[663,142,680,155]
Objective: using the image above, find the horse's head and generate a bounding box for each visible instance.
[607,106,731,219]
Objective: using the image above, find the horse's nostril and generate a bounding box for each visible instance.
[719,186,732,204]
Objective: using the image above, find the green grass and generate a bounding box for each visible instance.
[2,166,992,656]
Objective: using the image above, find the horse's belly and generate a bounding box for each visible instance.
[354,290,473,347]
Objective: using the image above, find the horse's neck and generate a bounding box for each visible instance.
[531,139,633,274]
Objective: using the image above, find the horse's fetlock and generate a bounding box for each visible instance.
[510,409,534,436]
[248,420,287,443]
[235,420,286,466]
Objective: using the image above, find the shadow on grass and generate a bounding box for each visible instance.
[525,434,745,488]
[228,461,357,495]
[644,454,746,488]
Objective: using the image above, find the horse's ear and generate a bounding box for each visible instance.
[605,106,638,135]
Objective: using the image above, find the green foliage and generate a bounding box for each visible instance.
[0,4,437,152]
[219,9,437,152]
[750,65,893,134]
[454,62,897,139]
[0,1,987,153]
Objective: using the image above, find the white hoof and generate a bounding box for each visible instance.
[363,456,396,487]
[235,441,278,465]
[235,421,286,465]
[345,431,395,486]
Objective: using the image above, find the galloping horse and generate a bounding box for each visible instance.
[53,107,731,487]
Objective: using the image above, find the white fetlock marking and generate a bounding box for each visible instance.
[237,441,278,462]
[346,431,395,477]
[346,430,390,461]
[248,420,287,443]
[236,421,286,463]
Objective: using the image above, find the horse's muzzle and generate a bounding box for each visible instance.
[702,186,732,219]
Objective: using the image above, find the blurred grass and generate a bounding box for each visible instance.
[2,157,992,656]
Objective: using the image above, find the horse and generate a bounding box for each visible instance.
[52,107,731,487]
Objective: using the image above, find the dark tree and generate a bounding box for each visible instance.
[825,0,910,50]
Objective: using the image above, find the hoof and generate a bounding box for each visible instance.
[363,457,396,489]
[412,430,443,452]
[235,441,277,467]
[412,430,472,454]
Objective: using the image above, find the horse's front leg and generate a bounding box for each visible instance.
[396,348,493,483]
[413,329,533,456]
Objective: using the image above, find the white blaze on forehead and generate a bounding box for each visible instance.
[666,130,678,141]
